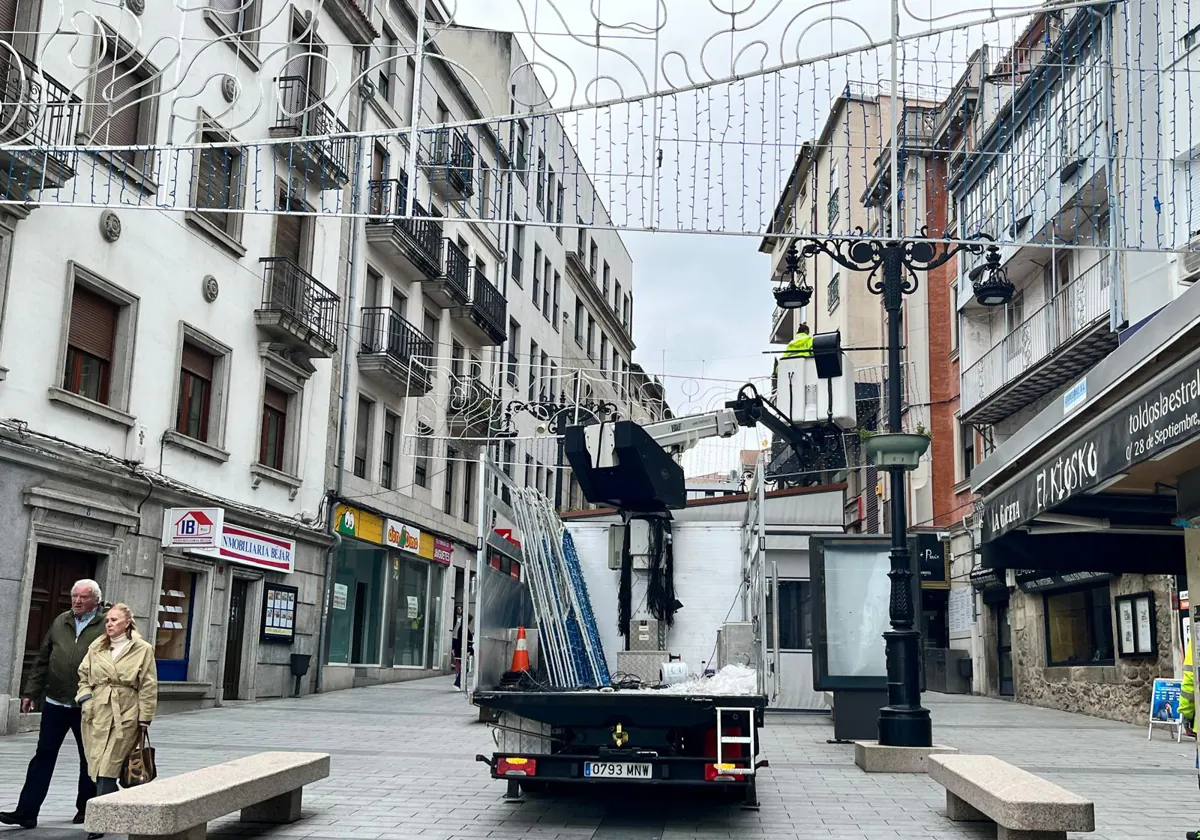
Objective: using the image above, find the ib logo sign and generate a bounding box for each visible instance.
[162,508,223,549]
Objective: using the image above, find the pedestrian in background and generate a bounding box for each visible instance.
[76,602,158,839]
[0,580,108,830]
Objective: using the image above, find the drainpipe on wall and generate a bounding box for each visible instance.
[1102,6,1124,333]
[316,66,371,695]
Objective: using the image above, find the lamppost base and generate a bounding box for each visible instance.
[878,704,933,748]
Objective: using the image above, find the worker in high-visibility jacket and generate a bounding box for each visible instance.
[781,323,814,359]
[773,324,813,396]
[1185,640,1200,840]
[1184,640,1195,729]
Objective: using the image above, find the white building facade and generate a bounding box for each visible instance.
[0,0,372,732]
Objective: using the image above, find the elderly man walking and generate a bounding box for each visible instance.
[0,580,109,829]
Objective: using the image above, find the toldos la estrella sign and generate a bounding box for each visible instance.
[982,360,1200,542]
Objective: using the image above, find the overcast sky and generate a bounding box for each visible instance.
[452,0,1017,475]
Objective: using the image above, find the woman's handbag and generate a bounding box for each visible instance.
[120,728,157,787]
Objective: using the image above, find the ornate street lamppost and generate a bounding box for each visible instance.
[793,231,1009,748]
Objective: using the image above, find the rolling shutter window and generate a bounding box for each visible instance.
[180,343,214,379]
[91,48,145,149]
[0,0,19,40]
[263,384,289,413]
[68,285,118,360]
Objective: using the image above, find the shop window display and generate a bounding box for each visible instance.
[156,567,197,681]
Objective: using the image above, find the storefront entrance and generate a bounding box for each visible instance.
[223,578,249,700]
[22,545,98,695]
[995,600,1014,696]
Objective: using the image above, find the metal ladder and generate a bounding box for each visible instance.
[715,707,757,776]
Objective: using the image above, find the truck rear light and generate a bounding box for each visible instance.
[704,763,739,782]
[497,757,537,777]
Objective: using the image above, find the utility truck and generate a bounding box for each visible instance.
[469,359,854,805]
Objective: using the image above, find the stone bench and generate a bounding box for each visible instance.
[928,754,1094,840]
[85,751,330,840]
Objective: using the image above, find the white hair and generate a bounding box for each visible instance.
[72,579,102,601]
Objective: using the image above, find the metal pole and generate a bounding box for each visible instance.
[889,0,901,235]
[877,245,932,748]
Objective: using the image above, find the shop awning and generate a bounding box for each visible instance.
[978,346,1200,545]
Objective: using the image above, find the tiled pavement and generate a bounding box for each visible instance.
[0,678,1195,840]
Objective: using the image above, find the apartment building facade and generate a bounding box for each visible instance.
[320,0,511,691]
[960,2,1187,724]
[320,9,658,688]
[0,0,370,732]
[761,86,895,516]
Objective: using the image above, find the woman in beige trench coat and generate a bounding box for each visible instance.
[76,603,157,838]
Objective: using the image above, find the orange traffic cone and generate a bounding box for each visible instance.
[510,626,531,673]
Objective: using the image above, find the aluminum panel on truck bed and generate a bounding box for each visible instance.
[566,522,744,675]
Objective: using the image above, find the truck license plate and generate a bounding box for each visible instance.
[584,762,652,779]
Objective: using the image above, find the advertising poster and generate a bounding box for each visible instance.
[1148,678,1183,742]
[261,583,299,644]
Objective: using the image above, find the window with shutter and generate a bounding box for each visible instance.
[273,188,307,265]
[260,384,290,470]
[211,0,257,36]
[177,342,214,442]
[194,131,240,235]
[90,43,151,158]
[0,0,19,43]
[63,285,119,404]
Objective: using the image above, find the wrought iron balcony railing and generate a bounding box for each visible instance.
[258,257,339,348]
[470,265,507,340]
[366,178,443,276]
[962,259,1111,419]
[0,51,79,167]
[274,76,352,182]
[448,372,497,417]
[442,237,470,300]
[360,305,432,371]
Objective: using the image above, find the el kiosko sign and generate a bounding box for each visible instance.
[981,359,1200,542]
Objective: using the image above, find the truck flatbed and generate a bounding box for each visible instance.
[473,687,767,729]
[474,688,768,805]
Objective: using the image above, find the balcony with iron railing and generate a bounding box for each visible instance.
[255,257,340,358]
[423,237,470,309]
[447,372,498,437]
[357,306,433,396]
[453,265,507,346]
[961,259,1116,424]
[421,127,475,201]
[270,76,352,187]
[0,50,80,198]
[364,178,444,281]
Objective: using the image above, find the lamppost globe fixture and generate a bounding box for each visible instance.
[773,240,813,310]
[969,245,1014,307]
[774,284,812,309]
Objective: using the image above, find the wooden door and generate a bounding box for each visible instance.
[21,546,97,698]
[222,579,249,701]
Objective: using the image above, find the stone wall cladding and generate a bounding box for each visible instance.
[1011,574,1174,724]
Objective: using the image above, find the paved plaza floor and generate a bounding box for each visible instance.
[0,677,1194,839]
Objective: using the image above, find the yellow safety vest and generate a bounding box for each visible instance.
[1183,640,1195,723]
[781,332,814,359]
